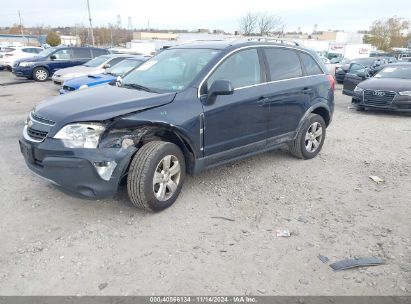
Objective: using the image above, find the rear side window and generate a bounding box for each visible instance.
[22,48,32,53]
[92,48,109,57]
[207,48,261,89]
[300,52,323,75]
[264,48,302,81]
[73,48,92,59]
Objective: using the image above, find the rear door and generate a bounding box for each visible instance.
[343,63,367,96]
[72,48,92,66]
[262,47,310,139]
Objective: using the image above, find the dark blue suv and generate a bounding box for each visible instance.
[12,46,110,81]
[19,41,334,211]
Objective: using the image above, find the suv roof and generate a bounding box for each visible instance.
[172,40,312,53]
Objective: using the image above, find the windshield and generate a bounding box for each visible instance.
[106,59,144,76]
[38,47,56,57]
[122,48,221,92]
[374,66,411,79]
[84,55,110,67]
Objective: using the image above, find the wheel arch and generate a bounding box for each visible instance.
[106,123,198,175]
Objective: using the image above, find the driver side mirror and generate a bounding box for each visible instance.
[206,80,234,104]
[103,63,111,69]
[50,54,56,60]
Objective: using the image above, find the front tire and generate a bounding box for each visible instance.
[289,113,326,159]
[33,67,49,82]
[127,141,185,211]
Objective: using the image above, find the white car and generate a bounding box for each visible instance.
[0,46,43,70]
[51,54,134,85]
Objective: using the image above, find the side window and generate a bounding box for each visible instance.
[264,48,303,81]
[22,48,31,53]
[52,49,72,60]
[300,52,323,75]
[207,48,261,90]
[73,48,92,59]
[92,48,109,58]
[33,48,42,54]
[107,57,125,67]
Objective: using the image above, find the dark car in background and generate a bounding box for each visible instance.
[60,56,148,94]
[335,57,386,83]
[350,63,411,112]
[12,46,110,81]
[19,41,334,212]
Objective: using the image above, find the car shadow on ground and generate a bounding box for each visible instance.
[350,107,411,118]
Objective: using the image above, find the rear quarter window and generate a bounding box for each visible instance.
[299,52,323,75]
[264,48,303,81]
[92,48,109,57]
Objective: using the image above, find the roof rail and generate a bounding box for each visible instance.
[245,37,301,46]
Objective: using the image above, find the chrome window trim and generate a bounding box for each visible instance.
[233,74,325,91]
[197,44,326,98]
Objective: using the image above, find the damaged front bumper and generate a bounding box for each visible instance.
[19,136,137,199]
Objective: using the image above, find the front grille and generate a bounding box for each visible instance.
[27,127,48,141]
[63,85,75,92]
[31,112,55,125]
[364,90,396,106]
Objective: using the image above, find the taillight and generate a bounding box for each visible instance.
[327,74,335,92]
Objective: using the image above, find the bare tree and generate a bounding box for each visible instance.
[239,12,258,36]
[257,13,283,36]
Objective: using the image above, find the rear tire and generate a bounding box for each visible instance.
[33,67,49,82]
[289,113,326,159]
[127,141,185,211]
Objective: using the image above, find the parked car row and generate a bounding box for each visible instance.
[342,62,411,112]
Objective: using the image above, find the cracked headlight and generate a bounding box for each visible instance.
[354,86,364,93]
[54,123,105,148]
[19,62,35,67]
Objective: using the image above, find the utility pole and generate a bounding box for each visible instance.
[18,10,28,44]
[87,0,95,46]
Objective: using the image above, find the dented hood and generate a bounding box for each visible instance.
[34,85,176,126]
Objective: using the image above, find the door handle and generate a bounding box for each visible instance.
[302,87,313,94]
[257,96,269,106]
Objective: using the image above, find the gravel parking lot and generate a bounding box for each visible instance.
[0,70,410,296]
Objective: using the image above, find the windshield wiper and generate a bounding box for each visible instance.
[123,83,156,93]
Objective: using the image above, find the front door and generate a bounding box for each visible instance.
[201,48,269,163]
[48,48,74,74]
[343,63,367,96]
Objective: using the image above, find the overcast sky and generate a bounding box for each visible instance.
[1,0,410,33]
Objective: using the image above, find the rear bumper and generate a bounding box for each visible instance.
[19,136,137,199]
